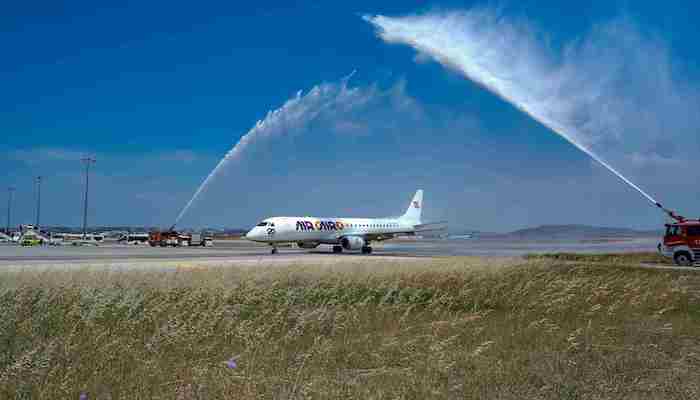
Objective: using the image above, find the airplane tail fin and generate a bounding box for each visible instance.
[400,190,423,224]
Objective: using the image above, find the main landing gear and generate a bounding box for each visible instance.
[331,245,372,254]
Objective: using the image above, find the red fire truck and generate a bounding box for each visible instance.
[148,230,213,247]
[149,230,191,247]
[658,219,700,266]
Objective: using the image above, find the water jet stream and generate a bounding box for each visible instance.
[365,12,680,217]
[173,73,373,227]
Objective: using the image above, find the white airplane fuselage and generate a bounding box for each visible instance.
[245,190,424,254]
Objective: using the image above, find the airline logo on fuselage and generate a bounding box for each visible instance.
[296,220,345,231]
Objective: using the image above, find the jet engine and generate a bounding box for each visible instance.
[341,236,365,250]
[297,242,320,249]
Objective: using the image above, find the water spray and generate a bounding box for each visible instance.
[365,11,688,223]
[538,120,686,223]
[172,72,375,227]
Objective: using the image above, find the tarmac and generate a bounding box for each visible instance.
[0,236,665,270]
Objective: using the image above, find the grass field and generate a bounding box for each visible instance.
[1,253,700,399]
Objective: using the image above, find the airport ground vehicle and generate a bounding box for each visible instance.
[658,220,700,266]
[190,233,214,247]
[148,230,213,247]
[49,233,104,245]
[149,230,192,247]
[118,233,150,245]
[149,231,182,247]
[20,232,43,246]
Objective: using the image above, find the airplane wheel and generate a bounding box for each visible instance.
[361,246,372,254]
[271,248,278,255]
[332,245,343,254]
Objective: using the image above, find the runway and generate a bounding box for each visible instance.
[0,237,662,268]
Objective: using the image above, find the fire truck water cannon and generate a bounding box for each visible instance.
[654,202,687,223]
[570,149,696,266]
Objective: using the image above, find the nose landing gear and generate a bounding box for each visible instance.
[271,246,278,255]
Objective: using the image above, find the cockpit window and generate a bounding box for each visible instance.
[257,222,268,227]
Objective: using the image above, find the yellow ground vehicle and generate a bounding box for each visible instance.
[21,233,42,246]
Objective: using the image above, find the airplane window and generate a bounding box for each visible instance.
[257,222,267,227]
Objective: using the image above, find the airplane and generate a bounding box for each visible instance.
[245,190,444,254]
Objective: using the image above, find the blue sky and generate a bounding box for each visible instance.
[2,1,699,231]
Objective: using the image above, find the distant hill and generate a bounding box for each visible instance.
[500,225,661,240]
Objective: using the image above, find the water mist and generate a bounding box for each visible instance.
[364,10,670,212]
[174,73,382,226]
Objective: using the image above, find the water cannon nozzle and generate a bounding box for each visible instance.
[665,209,686,223]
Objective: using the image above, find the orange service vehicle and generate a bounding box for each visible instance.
[149,230,191,247]
[658,217,700,266]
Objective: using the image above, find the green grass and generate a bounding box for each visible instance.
[1,255,700,399]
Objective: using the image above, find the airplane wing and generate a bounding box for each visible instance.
[359,221,449,241]
[414,221,448,233]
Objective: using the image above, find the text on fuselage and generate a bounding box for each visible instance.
[296,220,345,231]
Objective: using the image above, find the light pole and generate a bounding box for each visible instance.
[6,187,14,236]
[35,176,42,232]
[81,157,96,239]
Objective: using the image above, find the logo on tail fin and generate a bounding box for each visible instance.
[412,201,421,209]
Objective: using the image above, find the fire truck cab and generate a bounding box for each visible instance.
[658,221,700,266]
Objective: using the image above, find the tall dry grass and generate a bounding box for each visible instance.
[1,255,699,399]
